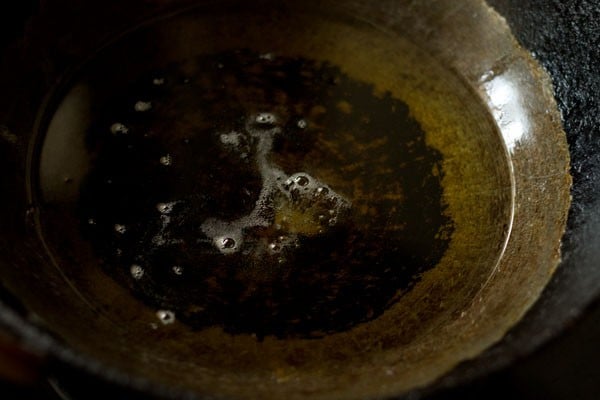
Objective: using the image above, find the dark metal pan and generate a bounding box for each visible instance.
[0,0,597,399]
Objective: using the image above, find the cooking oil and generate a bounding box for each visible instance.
[34,7,512,340]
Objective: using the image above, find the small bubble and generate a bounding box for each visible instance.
[220,237,236,249]
[87,218,96,225]
[114,224,127,234]
[115,248,123,256]
[159,154,172,166]
[217,63,224,69]
[130,264,144,279]
[152,235,166,246]
[156,310,175,325]
[152,77,165,86]
[269,242,280,252]
[156,202,175,214]
[294,175,310,186]
[315,187,329,196]
[220,132,241,146]
[134,101,152,112]
[259,53,275,61]
[318,214,326,221]
[255,113,277,125]
[172,265,183,276]
[63,177,73,184]
[110,123,129,135]
[297,119,308,129]
[183,78,190,84]
[328,218,337,226]
[278,257,286,265]
[212,234,240,254]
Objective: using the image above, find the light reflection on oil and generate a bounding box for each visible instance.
[483,74,530,152]
[39,84,92,202]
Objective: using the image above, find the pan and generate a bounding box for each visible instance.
[0,0,596,399]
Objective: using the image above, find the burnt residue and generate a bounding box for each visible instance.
[70,50,452,338]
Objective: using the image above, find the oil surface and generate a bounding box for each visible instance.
[42,49,451,338]
[35,5,511,352]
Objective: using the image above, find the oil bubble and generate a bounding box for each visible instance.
[220,237,236,249]
[159,154,172,166]
[130,264,144,279]
[255,112,277,125]
[134,101,152,112]
[172,265,184,275]
[220,131,243,148]
[110,123,129,135]
[259,53,275,61]
[152,235,166,246]
[214,236,239,254]
[269,242,281,252]
[294,175,310,187]
[114,224,127,234]
[156,202,175,214]
[315,187,329,196]
[156,310,175,325]
[297,119,308,129]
